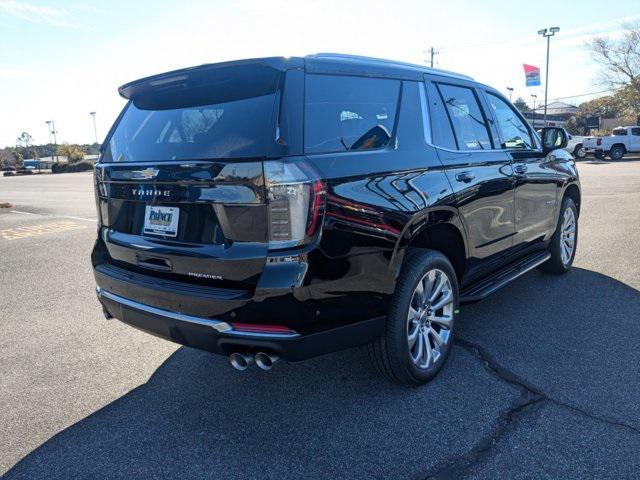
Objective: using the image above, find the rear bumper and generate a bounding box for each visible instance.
[96,286,385,362]
[583,147,604,155]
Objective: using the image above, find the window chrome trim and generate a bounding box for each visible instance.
[96,287,300,338]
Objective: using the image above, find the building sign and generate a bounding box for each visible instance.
[523,64,541,87]
[585,116,601,129]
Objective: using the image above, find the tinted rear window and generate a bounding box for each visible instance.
[102,65,282,162]
[304,75,400,154]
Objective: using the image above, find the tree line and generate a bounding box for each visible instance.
[1,141,101,170]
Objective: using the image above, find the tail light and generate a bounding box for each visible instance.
[264,160,326,250]
[596,138,602,146]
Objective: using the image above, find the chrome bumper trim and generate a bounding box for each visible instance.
[96,287,300,338]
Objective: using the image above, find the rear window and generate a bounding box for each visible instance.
[304,75,400,154]
[102,65,282,162]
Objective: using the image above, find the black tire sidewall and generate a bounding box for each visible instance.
[610,146,624,160]
[386,250,459,385]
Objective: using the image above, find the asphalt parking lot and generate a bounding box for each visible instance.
[1,158,639,479]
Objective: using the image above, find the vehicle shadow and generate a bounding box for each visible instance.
[4,268,639,479]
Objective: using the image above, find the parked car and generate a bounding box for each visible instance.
[537,128,586,159]
[583,126,640,160]
[565,130,587,159]
[92,54,580,385]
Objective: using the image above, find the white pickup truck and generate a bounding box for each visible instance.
[583,126,640,160]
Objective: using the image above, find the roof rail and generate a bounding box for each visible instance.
[306,53,474,81]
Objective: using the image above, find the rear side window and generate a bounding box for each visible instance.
[631,128,640,136]
[304,75,400,154]
[437,83,492,150]
[612,128,627,136]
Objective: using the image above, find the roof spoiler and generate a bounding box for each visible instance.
[118,57,304,101]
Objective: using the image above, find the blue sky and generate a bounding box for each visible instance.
[0,0,638,147]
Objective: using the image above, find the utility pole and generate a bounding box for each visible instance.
[89,111,98,144]
[427,46,439,68]
[506,87,514,102]
[538,27,560,127]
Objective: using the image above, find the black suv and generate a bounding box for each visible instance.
[93,54,580,385]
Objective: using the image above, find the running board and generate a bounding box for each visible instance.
[460,251,551,303]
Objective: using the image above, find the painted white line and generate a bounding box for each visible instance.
[9,210,38,216]
[10,210,97,223]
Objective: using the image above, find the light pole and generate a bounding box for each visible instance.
[531,94,537,128]
[45,121,53,145]
[506,87,514,102]
[89,111,98,145]
[538,26,560,127]
[46,120,59,162]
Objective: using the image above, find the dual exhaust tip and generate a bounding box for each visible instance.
[229,351,279,371]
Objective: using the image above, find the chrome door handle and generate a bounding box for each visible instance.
[455,172,475,183]
[514,165,528,175]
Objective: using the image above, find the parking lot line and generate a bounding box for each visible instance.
[10,209,96,223]
[0,220,87,241]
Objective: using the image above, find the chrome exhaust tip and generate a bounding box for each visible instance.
[229,352,254,371]
[255,352,279,371]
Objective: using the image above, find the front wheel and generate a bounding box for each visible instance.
[367,249,458,386]
[538,197,578,274]
[573,144,586,159]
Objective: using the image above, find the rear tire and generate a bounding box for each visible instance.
[609,145,625,161]
[538,197,578,275]
[367,249,459,386]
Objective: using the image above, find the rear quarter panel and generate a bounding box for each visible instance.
[300,80,460,325]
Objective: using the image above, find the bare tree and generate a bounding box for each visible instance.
[16,131,33,148]
[588,21,640,115]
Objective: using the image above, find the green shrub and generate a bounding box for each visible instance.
[52,160,94,173]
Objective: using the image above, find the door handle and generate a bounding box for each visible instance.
[455,172,475,183]
[514,165,528,175]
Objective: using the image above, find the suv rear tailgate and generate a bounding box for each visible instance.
[95,161,268,286]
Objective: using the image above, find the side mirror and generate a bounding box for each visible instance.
[541,127,568,152]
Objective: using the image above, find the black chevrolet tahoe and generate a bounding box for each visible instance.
[93,54,580,385]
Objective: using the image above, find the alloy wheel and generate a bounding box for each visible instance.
[560,207,576,265]
[407,269,454,369]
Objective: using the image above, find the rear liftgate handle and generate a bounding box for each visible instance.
[136,255,173,272]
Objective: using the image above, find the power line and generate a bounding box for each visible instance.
[549,88,616,102]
